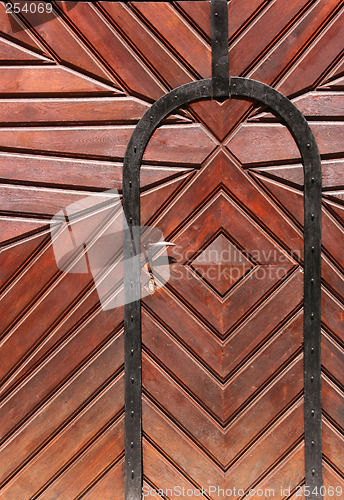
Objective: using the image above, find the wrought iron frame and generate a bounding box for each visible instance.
[122,1,322,498]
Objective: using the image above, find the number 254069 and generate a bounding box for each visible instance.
[6,3,53,15]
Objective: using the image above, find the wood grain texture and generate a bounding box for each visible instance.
[0,1,343,498]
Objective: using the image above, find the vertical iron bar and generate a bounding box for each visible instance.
[123,153,142,499]
[211,0,229,101]
[304,141,323,495]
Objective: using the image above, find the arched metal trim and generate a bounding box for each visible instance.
[123,77,322,499]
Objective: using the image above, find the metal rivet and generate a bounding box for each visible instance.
[175,95,178,99]
[129,217,132,224]
[311,376,314,382]
[131,411,134,417]
[307,143,310,148]
[131,470,134,479]
[131,315,134,322]
[311,440,315,447]
[215,12,218,16]
[311,177,315,183]
[311,213,315,221]
[311,246,315,253]
[311,313,314,320]
[129,180,132,188]
[312,469,315,476]
[311,278,314,285]
[133,146,137,153]
[131,377,134,384]
[311,347,314,353]
[311,410,315,416]
[131,349,134,356]
[215,39,219,44]
[131,442,134,448]
[216,63,219,67]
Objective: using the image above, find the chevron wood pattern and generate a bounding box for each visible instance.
[0,1,343,499]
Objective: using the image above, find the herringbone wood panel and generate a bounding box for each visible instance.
[0,1,343,498]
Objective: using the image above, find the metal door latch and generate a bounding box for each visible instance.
[143,241,176,295]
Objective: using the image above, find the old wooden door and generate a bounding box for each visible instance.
[0,1,343,499]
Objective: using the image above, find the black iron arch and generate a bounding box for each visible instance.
[122,77,322,499]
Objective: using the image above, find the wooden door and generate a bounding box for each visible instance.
[0,1,343,498]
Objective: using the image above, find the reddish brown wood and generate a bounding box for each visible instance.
[0,123,215,164]
[227,122,344,165]
[132,2,212,79]
[0,231,48,284]
[81,459,125,499]
[225,357,304,466]
[0,66,117,94]
[143,439,200,497]
[19,2,112,82]
[322,74,344,89]
[101,2,195,91]
[0,3,46,50]
[229,0,313,76]
[225,401,304,492]
[322,419,344,475]
[278,8,344,96]
[175,0,211,40]
[249,159,344,190]
[38,417,124,499]
[0,37,47,60]
[253,176,344,272]
[251,0,340,87]
[0,97,189,125]
[248,443,304,499]
[323,462,344,500]
[62,1,166,100]
[0,152,192,191]
[322,375,344,430]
